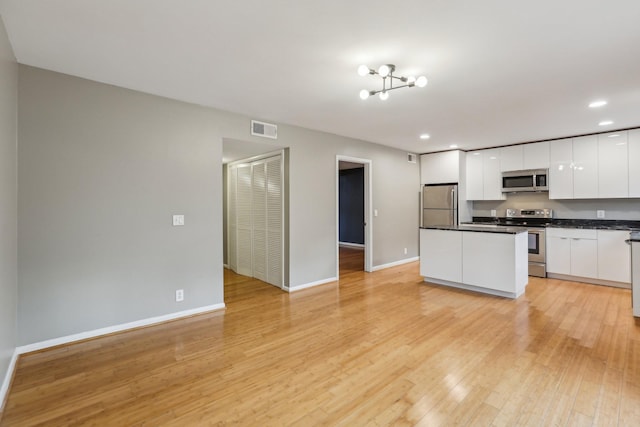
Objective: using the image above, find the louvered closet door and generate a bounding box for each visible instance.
[235,164,253,277]
[251,161,268,282]
[228,166,237,271]
[266,156,283,287]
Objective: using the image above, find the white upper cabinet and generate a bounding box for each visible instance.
[499,145,523,172]
[466,151,484,200]
[420,151,460,184]
[572,135,598,199]
[465,149,504,201]
[483,148,504,200]
[499,142,549,172]
[523,141,550,169]
[629,129,640,197]
[549,138,574,199]
[598,131,628,198]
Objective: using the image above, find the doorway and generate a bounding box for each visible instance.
[222,138,289,295]
[336,156,372,277]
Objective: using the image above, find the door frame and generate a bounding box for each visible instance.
[336,155,373,275]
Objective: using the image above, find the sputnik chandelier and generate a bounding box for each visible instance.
[358,64,427,100]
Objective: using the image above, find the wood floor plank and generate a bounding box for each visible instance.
[1,247,639,426]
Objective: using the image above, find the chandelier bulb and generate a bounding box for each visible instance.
[359,89,370,100]
[357,65,371,76]
[378,64,391,77]
[379,91,389,101]
[416,76,428,88]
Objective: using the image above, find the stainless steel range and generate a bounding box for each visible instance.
[500,208,553,278]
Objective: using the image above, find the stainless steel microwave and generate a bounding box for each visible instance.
[501,169,549,193]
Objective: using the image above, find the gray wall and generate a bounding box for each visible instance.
[18,66,420,344]
[18,66,224,345]
[474,192,640,220]
[0,15,18,397]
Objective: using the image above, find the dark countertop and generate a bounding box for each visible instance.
[420,225,528,234]
[630,231,640,242]
[472,217,640,231]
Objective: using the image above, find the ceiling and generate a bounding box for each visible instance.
[2,0,640,154]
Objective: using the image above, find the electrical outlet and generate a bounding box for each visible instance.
[597,210,605,219]
[404,247,408,255]
[175,289,184,302]
[491,209,497,217]
[172,215,185,226]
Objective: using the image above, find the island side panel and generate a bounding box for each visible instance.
[462,231,521,294]
[514,231,529,296]
[419,229,462,283]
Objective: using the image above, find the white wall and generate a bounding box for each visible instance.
[18,66,224,345]
[17,66,420,345]
[0,15,18,406]
[474,192,640,220]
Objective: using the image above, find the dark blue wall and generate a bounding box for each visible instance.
[339,168,364,244]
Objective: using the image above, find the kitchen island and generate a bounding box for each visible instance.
[631,231,640,317]
[420,225,529,298]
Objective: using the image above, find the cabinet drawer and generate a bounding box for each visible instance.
[546,227,597,239]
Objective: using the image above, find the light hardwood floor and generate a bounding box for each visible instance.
[2,248,639,426]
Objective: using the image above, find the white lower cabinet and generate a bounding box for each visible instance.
[570,238,598,278]
[547,227,631,285]
[546,228,597,278]
[546,233,571,275]
[597,230,631,283]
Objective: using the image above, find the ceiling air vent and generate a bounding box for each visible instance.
[407,153,417,163]
[251,120,278,139]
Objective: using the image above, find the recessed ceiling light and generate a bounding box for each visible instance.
[449,144,458,148]
[420,134,430,140]
[608,134,620,138]
[598,120,614,126]
[589,100,607,108]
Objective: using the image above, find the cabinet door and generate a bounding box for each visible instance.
[547,236,571,275]
[597,230,631,283]
[420,229,462,282]
[629,129,640,197]
[570,238,598,278]
[466,151,484,200]
[549,138,573,199]
[598,132,628,198]
[482,148,504,200]
[524,141,550,170]
[500,145,523,172]
[421,151,460,185]
[573,135,598,199]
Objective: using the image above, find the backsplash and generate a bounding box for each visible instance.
[473,192,640,220]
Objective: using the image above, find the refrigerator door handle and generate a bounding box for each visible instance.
[420,186,424,227]
[451,188,457,224]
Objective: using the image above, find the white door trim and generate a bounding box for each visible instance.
[336,156,373,275]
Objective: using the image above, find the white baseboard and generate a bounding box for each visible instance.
[0,349,19,414]
[223,264,229,269]
[423,277,520,299]
[339,242,365,249]
[286,277,337,292]
[371,256,419,271]
[16,303,226,355]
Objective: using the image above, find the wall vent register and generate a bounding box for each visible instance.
[251,120,278,139]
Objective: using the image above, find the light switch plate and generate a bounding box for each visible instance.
[374,209,378,217]
[596,210,605,219]
[172,214,185,226]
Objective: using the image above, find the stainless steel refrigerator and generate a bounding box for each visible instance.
[422,183,458,227]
